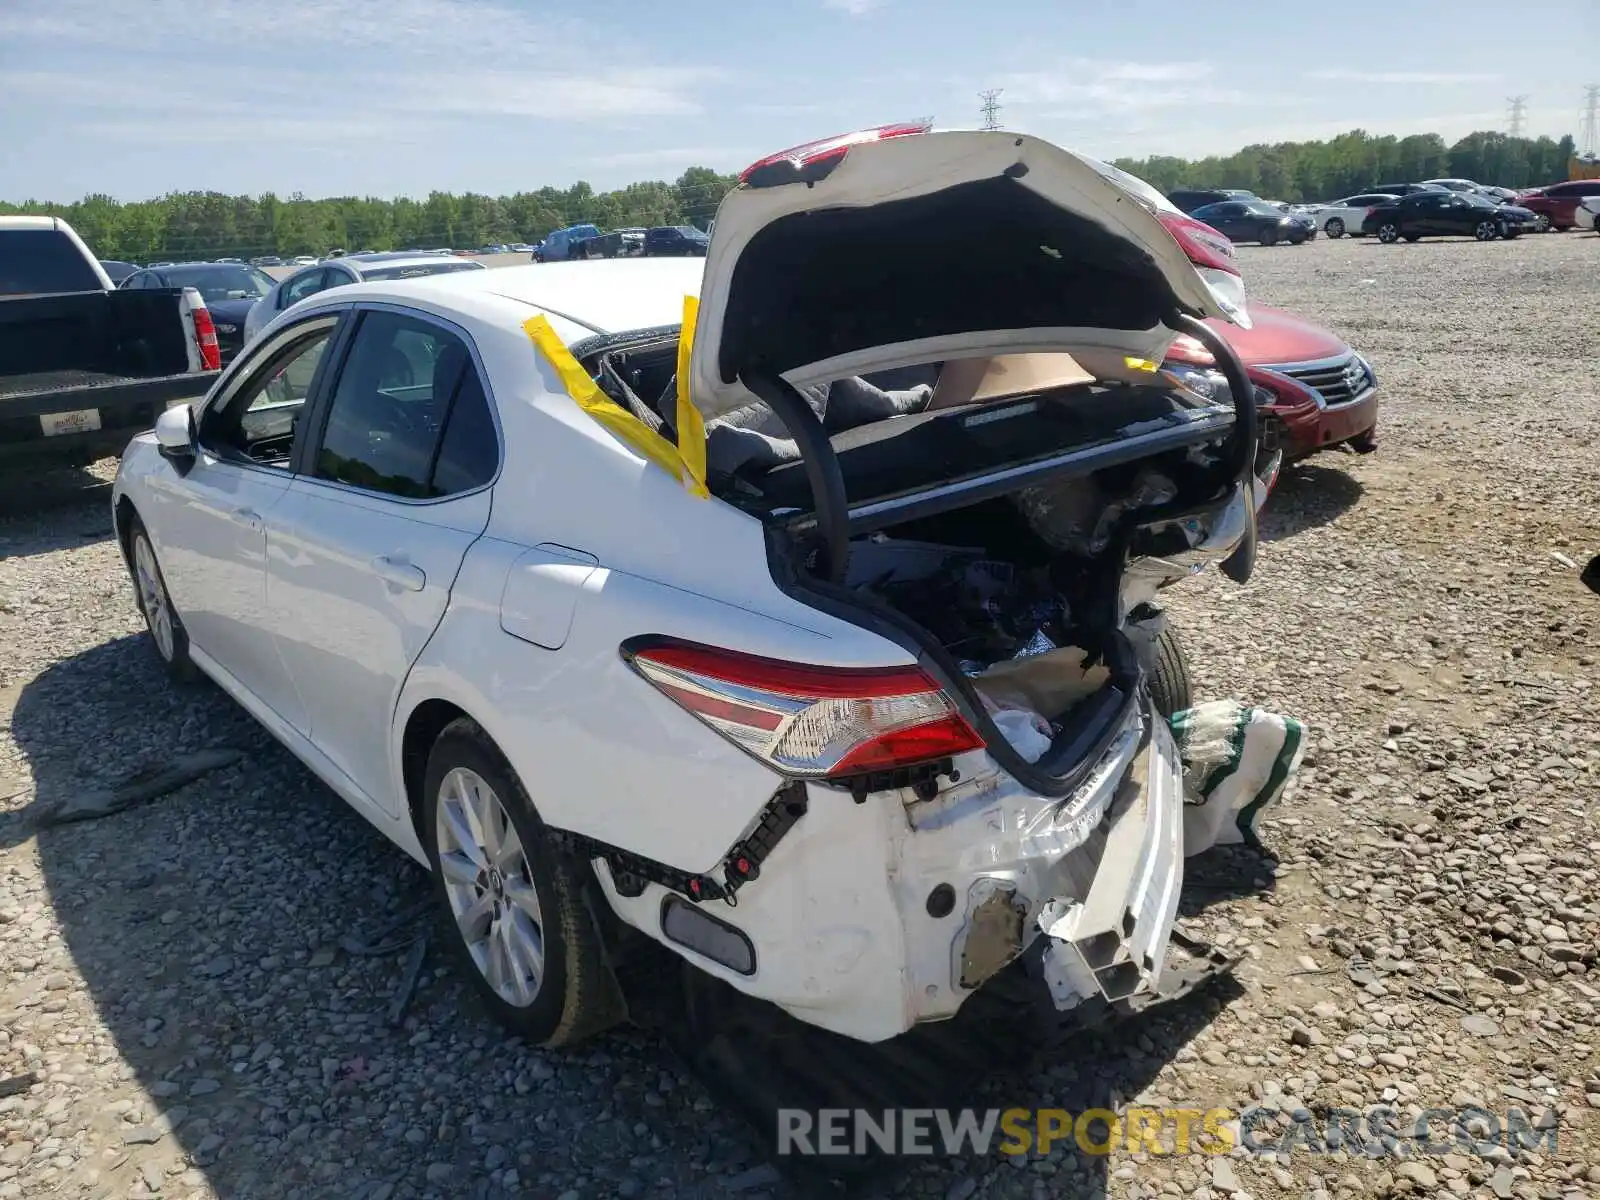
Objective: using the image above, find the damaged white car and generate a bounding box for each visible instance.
[112,125,1295,1129]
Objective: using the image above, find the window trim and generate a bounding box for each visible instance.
[196,311,348,474]
[290,301,505,506]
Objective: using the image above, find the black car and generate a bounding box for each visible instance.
[1361,191,1531,243]
[1368,183,1447,196]
[119,261,276,361]
[99,259,139,284]
[643,225,710,257]
[1165,188,1256,215]
[1188,199,1308,246]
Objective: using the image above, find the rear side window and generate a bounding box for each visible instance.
[312,310,497,499]
[0,229,104,295]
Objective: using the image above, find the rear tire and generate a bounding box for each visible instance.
[422,718,623,1048]
[1533,213,1552,233]
[1259,227,1279,247]
[127,518,198,683]
[1147,624,1193,719]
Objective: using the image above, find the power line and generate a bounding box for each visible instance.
[1581,84,1599,157]
[979,89,1003,132]
[1506,94,1529,139]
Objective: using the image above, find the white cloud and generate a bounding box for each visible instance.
[1308,70,1501,85]
[822,0,886,14]
[997,60,1251,114]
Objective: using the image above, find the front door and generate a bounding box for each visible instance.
[264,306,501,814]
[150,315,340,731]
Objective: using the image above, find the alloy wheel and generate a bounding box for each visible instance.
[133,534,175,662]
[1535,214,1552,233]
[1378,224,1399,243]
[1327,219,1344,238]
[1475,221,1497,241]
[435,766,546,1007]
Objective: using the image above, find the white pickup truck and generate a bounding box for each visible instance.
[0,216,221,472]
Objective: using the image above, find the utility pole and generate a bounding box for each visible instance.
[979,89,1003,132]
[1581,84,1599,157]
[1506,94,1529,138]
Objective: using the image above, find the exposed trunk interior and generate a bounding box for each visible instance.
[584,330,1250,796]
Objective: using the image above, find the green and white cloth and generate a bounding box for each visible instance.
[1169,700,1306,854]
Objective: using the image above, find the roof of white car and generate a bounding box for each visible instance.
[0,215,63,231]
[351,259,705,337]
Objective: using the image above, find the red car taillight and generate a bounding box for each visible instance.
[626,639,984,778]
[738,120,934,189]
[1157,211,1236,273]
[192,304,222,371]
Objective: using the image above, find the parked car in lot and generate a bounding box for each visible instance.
[643,225,710,257]
[1513,180,1600,232]
[0,216,219,470]
[242,252,486,344]
[1163,304,1377,459]
[120,261,276,363]
[1164,187,1256,214]
[536,224,602,262]
[1306,193,1400,238]
[1368,183,1445,197]
[1421,178,1487,194]
[114,128,1272,1086]
[251,255,283,267]
[99,259,140,284]
[1189,199,1310,245]
[1363,191,1533,242]
[1575,196,1600,231]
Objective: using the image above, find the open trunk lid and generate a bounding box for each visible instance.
[687,125,1242,422]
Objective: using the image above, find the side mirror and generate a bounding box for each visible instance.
[155,404,197,471]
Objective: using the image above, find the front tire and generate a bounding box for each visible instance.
[423,718,622,1047]
[1377,222,1400,244]
[127,519,198,682]
[1474,220,1498,241]
[1146,624,1193,719]
[1326,218,1345,238]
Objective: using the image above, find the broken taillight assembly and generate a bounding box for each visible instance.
[623,638,983,779]
[738,120,934,189]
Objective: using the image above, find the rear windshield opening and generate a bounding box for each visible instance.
[716,175,1179,384]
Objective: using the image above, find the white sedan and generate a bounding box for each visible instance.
[1577,196,1600,231]
[243,252,485,345]
[1307,193,1402,238]
[112,126,1266,1057]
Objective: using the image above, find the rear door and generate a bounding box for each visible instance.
[263,305,500,815]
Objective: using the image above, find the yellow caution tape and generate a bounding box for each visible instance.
[523,314,705,495]
[675,295,709,499]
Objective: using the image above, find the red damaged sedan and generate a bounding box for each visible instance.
[1162,304,1378,461]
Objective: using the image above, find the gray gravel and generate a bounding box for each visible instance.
[1,231,1598,1200]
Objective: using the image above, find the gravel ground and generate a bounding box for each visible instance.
[0,231,1597,1200]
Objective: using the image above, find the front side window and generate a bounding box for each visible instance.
[311,311,496,500]
[199,324,334,469]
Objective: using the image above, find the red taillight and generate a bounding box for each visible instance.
[1157,211,1236,274]
[626,639,984,779]
[738,120,934,189]
[192,304,221,371]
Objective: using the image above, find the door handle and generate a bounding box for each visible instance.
[371,554,426,591]
[233,507,263,530]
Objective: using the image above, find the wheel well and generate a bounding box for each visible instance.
[113,496,139,570]
[400,699,469,844]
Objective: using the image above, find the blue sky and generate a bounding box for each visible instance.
[1,0,1593,202]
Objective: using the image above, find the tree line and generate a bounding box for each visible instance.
[1,128,1580,263]
[1111,129,1578,203]
[0,167,740,263]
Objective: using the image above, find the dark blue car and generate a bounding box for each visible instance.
[119,262,276,361]
[1188,200,1309,246]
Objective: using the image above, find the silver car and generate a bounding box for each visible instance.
[243,253,487,345]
